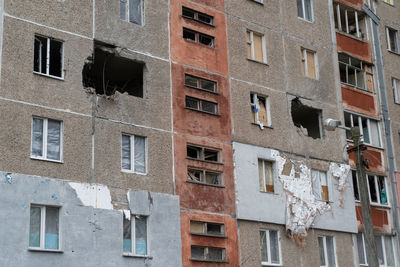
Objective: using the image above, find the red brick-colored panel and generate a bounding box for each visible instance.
[356,205,389,232]
[396,172,400,221]
[342,85,377,117]
[335,0,364,10]
[337,32,371,62]
[348,146,385,174]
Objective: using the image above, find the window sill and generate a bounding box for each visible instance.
[120,18,144,27]
[121,169,147,176]
[186,157,223,165]
[185,84,219,95]
[248,0,264,5]
[247,58,268,66]
[28,247,63,253]
[190,232,227,238]
[297,17,314,24]
[185,107,220,116]
[187,179,225,188]
[123,253,152,259]
[183,38,215,49]
[262,263,282,267]
[181,15,215,27]
[251,122,273,129]
[190,258,229,263]
[387,49,400,56]
[33,71,64,81]
[260,191,279,196]
[30,156,63,164]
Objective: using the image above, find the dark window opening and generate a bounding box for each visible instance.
[184,74,217,93]
[368,175,378,203]
[199,33,214,47]
[182,7,214,26]
[187,146,200,159]
[182,7,196,19]
[82,42,144,97]
[191,246,226,262]
[183,28,196,41]
[34,35,63,78]
[185,96,218,114]
[352,171,359,201]
[291,97,322,139]
[204,149,218,162]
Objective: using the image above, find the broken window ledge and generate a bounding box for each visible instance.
[121,169,147,176]
[33,71,64,81]
[185,107,220,116]
[123,253,153,259]
[30,156,64,164]
[187,179,225,188]
[189,232,227,238]
[28,247,63,253]
[186,157,224,165]
[251,122,273,129]
[190,258,229,263]
[185,84,219,95]
[181,15,215,27]
[247,58,269,66]
[387,49,400,56]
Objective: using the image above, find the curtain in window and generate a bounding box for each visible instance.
[375,236,385,265]
[32,118,43,157]
[129,0,142,24]
[135,216,147,255]
[304,0,313,21]
[47,120,61,160]
[122,135,131,170]
[326,237,336,267]
[29,207,41,247]
[259,231,268,262]
[357,233,366,265]
[384,236,395,266]
[45,207,59,249]
[123,216,132,252]
[134,136,146,173]
[312,170,322,200]
[270,231,280,264]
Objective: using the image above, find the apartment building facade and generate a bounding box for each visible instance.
[0,0,399,267]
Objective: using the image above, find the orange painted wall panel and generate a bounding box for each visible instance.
[348,146,385,174]
[335,0,364,10]
[356,205,390,232]
[336,32,371,62]
[342,85,377,117]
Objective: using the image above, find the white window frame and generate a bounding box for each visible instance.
[297,0,314,22]
[247,30,267,63]
[392,77,400,104]
[258,159,275,193]
[356,233,368,266]
[344,112,382,147]
[335,4,363,39]
[33,35,64,80]
[29,205,61,251]
[260,229,282,266]
[251,93,271,127]
[318,236,338,267]
[312,169,330,202]
[120,0,144,25]
[301,47,318,79]
[375,235,397,267]
[339,54,373,91]
[30,117,63,162]
[121,134,147,174]
[386,27,399,53]
[367,174,389,206]
[123,214,149,256]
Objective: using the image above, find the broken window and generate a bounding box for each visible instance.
[344,112,381,147]
[352,170,360,201]
[182,7,214,26]
[392,78,400,104]
[291,98,322,139]
[312,170,329,202]
[185,96,218,114]
[34,35,63,78]
[301,48,317,79]
[184,74,217,93]
[247,30,266,63]
[29,205,60,250]
[260,230,280,265]
[258,159,274,193]
[190,221,225,236]
[187,168,222,186]
[123,214,148,255]
[368,175,388,205]
[191,246,226,262]
[339,53,374,91]
[31,117,63,162]
[386,27,399,53]
[183,28,215,47]
[121,134,146,174]
[120,0,143,25]
[82,43,144,97]
[318,236,337,267]
[297,0,313,22]
[334,5,366,39]
[187,144,220,162]
[375,235,395,267]
[250,93,269,127]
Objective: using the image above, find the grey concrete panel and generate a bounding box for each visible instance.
[129,190,151,216]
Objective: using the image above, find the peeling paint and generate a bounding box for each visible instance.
[69,182,113,210]
[329,163,351,207]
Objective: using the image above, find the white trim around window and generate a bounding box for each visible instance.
[121,134,147,174]
[260,229,282,266]
[318,235,337,267]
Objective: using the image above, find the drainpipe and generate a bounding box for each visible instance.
[363,4,400,251]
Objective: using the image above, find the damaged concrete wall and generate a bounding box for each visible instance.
[233,142,358,237]
[0,172,182,267]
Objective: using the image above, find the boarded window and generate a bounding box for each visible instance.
[247,30,266,63]
[250,93,269,126]
[312,170,329,202]
[301,48,316,79]
[258,159,274,193]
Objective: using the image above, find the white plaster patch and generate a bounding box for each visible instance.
[69,182,113,210]
[123,209,131,220]
[329,162,351,206]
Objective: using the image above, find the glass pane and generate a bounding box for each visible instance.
[270,231,280,264]
[200,79,216,92]
[45,207,59,250]
[297,0,304,18]
[182,7,195,19]
[29,207,41,247]
[129,0,142,25]
[377,176,387,205]
[384,236,395,266]
[34,37,47,73]
[344,112,352,139]
[32,118,44,157]
[369,120,381,147]
[259,160,266,192]
[375,236,384,265]
[208,247,223,260]
[201,101,217,114]
[187,146,200,159]
[304,0,313,21]
[205,172,221,185]
[361,118,370,144]
[260,231,268,262]
[326,236,336,267]
[120,1,127,20]
[134,136,146,173]
[318,237,326,266]
[47,120,61,160]
[185,75,198,88]
[123,216,132,252]
[312,170,322,200]
[49,40,62,77]
[368,175,378,203]
[356,70,365,89]
[135,216,147,255]
[191,246,205,260]
[204,149,218,162]
[186,97,199,109]
[357,233,366,265]
[122,135,131,170]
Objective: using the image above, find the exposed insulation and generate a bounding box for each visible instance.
[329,163,351,207]
[69,182,113,210]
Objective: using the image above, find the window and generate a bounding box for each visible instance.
[185,74,217,93]
[258,159,274,193]
[187,145,220,163]
[187,168,222,186]
[301,48,317,79]
[386,27,399,53]
[123,214,148,255]
[190,221,225,237]
[392,78,400,104]
[34,35,63,78]
[291,98,322,139]
[29,205,60,250]
[182,7,214,26]
[339,54,374,91]
[356,233,367,266]
[260,230,281,265]
[383,0,394,5]
[120,0,143,25]
[312,170,329,202]
[318,236,337,267]
[246,30,266,63]
[185,96,218,115]
[297,0,313,22]
[121,134,146,174]
[368,175,388,205]
[191,246,226,262]
[344,112,381,147]
[251,93,270,127]
[334,5,366,39]
[183,28,215,47]
[375,235,396,267]
[352,170,360,201]
[31,117,63,162]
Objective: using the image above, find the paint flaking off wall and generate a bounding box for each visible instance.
[329,162,351,207]
[69,182,113,210]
